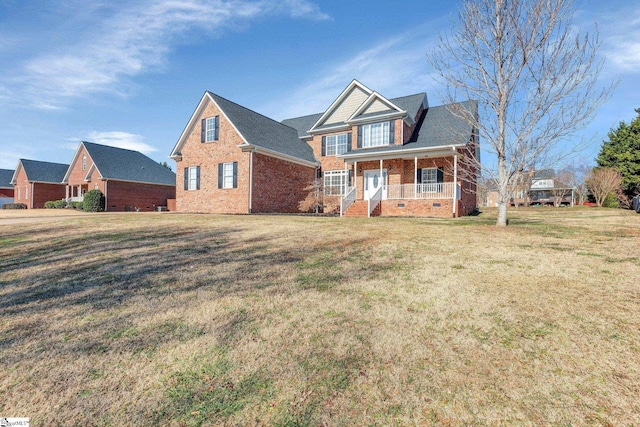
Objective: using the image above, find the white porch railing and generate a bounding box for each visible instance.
[368,186,382,217]
[340,186,356,217]
[385,183,458,200]
[66,196,84,202]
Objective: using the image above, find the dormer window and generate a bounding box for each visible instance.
[358,121,394,148]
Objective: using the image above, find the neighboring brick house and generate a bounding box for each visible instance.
[173,79,479,217]
[10,160,68,208]
[63,141,176,212]
[0,168,15,207]
[169,92,318,214]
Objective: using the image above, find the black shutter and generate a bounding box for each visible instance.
[437,167,444,183]
[201,119,206,143]
[347,133,352,152]
[214,116,219,141]
[389,120,395,144]
[232,162,238,188]
[184,167,189,190]
[218,163,223,189]
[357,125,362,148]
[416,168,422,184]
[321,136,326,156]
[196,166,200,190]
[348,169,353,186]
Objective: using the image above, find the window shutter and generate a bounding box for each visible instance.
[201,119,206,143]
[437,167,444,183]
[218,163,223,189]
[389,120,395,144]
[357,125,362,148]
[347,133,352,152]
[214,116,219,141]
[232,162,238,188]
[416,168,422,184]
[196,166,200,190]
[184,167,189,190]
[348,169,353,186]
[321,136,326,156]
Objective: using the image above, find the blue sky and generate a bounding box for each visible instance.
[0,0,638,171]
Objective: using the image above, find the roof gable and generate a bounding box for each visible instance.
[347,92,405,123]
[80,142,176,185]
[309,80,373,131]
[0,169,14,189]
[171,91,317,165]
[14,159,69,184]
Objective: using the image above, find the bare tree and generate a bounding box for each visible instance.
[429,0,610,226]
[551,170,573,207]
[585,167,622,207]
[565,162,591,205]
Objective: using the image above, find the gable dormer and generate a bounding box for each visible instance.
[308,80,373,134]
[347,91,408,125]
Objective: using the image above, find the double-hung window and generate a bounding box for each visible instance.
[201,116,219,142]
[420,167,442,193]
[323,170,349,196]
[359,121,393,148]
[184,166,200,191]
[218,162,238,189]
[323,133,349,156]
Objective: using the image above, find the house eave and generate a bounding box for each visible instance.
[307,124,352,135]
[338,144,464,162]
[346,110,407,125]
[238,143,319,168]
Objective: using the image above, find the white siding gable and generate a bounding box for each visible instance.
[322,87,369,125]
[361,99,392,114]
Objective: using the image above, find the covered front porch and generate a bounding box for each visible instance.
[338,152,462,218]
[65,184,89,202]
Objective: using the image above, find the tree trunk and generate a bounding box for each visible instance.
[497,201,508,226]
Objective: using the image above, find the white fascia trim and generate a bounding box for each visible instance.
[238,143,320,168]
[308,79,373,132]
[339,144,464,162]
[83,164,98,182]
[102,178,175,187]
[347,110,407,125]
[169,92,249,158]
[62,142,87,183]
[9,161,23,184]
[347,91,404,122]
[307,123,351,135]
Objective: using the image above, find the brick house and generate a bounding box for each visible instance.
[170,92,318,213]
[63,141,176,212]
[172,80,479,217]
[10,160,68,208]
[0,168,15,207]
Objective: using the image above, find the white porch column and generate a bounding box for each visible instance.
[414,156,418,199]
[354,161,358,199]
[379,159,383,187]
[453,153,458,217]
[65,185,69,200]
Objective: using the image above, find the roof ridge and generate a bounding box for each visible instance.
[208,91,296,132]
[21,158,70,167]
[82,140,142,155]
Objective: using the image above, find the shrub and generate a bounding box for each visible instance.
[83,190,105,212]
[68,201,83,210]
[1,203,27,210]
[603,193,619,208]
[44,201,56,209]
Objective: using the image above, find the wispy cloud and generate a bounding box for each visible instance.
[66,131,158,154]
[260,26,443,120]
[4,0,328,110]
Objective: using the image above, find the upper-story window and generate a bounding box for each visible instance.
[359,121,394,148]
[82,155,87,170]
[201,116,219,142]
[322,133,350,156]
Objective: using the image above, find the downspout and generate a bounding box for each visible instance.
[104,180,108,212]
[30,182,34,209]
[249,150,253,214]
[453,151,458,218]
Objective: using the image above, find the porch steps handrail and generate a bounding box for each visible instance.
[368,186,382,217]
[340,186,356,217]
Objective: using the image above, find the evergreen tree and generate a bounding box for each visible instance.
[596,109,640,196]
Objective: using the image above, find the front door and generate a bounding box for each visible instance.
[363,169,387,200]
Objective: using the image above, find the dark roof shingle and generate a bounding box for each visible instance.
[83,142,176,186]
[20,160,69,183]
[208,93,318,164]
[0,169,14,188]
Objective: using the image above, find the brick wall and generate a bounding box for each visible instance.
[175,98,250,214]
[106,180,176,212]
[66,146,107,197]
[32,183,67,208]
[0,188,13,198]
[381,199,454,218]
[251,153,316,213]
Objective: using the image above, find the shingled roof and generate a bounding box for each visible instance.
[15,159,69,184]
[207,93,318,164]
[0,169,14,189]
[81,142,176,186]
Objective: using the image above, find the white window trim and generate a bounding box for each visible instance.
[323,170,349,196]
[187,166,198,191]
[362,122,390,148]
[325,133,349,156]
[222,162,234,189]
[205,116,218,142]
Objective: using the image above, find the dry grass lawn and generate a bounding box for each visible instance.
[1,208,639,426]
